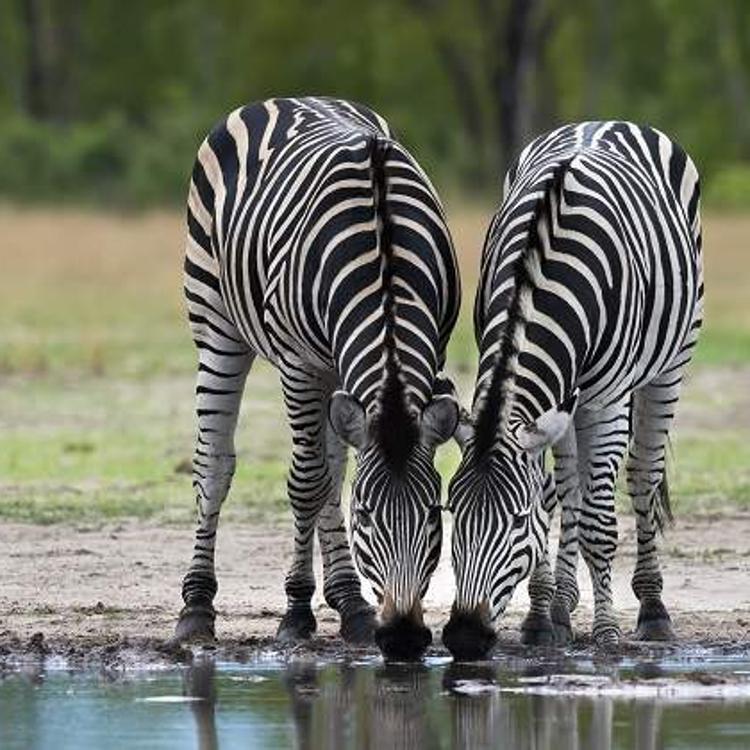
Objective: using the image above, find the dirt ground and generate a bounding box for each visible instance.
[2,509,750,664]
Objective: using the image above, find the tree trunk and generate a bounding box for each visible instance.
[20,0,49,119]
[406,0,491,184]
[718,4,750,157]
[484,0,539,173]
[54,0,82,122]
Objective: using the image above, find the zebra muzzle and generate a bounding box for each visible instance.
[374,614,432,662]
[375,592,431,660]
[442,602,497,661]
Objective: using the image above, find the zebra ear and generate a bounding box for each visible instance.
[420,395,459,449]
[328,391,368,450]
[517,389,579,455]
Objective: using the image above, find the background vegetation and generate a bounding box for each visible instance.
[0,209,747,523]
[2,0,750,205]
[0,1,748,524]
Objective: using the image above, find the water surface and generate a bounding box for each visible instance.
[2,648,750,749]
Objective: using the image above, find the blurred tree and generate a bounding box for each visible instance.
[404,0,556,181]
[20,0,49,119]
[0,0,749,203]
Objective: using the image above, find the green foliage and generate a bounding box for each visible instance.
[1,0,749,204]
[705,165,750,210]
[0,114,127,202]
[0,107,212,206]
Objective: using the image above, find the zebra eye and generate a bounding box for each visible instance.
[428,506,442,524]
[356,509,372,528]
[512,513,527,529]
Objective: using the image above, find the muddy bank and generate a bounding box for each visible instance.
[2,512,750,664]
[4,628,750,675]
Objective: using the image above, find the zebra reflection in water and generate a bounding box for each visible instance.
[181,660,662,749]
[183,658,218,750]
[283,661,437,750]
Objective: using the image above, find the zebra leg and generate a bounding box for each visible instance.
[276,365,346,641]
[549,426,581,644]
[521,553,556,645]
[175,341,254,644]
[627,366,688,641]
[317,428,376,644]
[578,400,630,649]
[521,473,557,645]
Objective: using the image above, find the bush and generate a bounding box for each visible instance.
[704,164,750,211]
[0,105,212,207]
[0,115,131,203]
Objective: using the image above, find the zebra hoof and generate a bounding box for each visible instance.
[520,612,556,646]
[277,607,317,642]
[550,603,573,645]
[173,604,216,645]
[593,625,622,651]
[340,605,377,645]
[635,600,675,641]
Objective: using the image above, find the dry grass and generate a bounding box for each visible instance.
[0,205,747,374]
[0,206,748,521]
[701,214,750,329]
[0,207,188,375]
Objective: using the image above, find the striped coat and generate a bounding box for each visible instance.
[443,121,702,659]
[176,97,461,659]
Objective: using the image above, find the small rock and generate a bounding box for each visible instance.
[26,632,49,656]
[174,459,193,475]
[62,442,95,454]
[690,671,728,686]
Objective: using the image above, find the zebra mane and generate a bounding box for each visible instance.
[370,136,419,473]
[472,160,569,460]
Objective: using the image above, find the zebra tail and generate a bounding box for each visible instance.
[472,157,572,458]
[370,135,419,468]
[370,135,394,333]
[654,436,675,533]
[653,472,674,533]
[370,134,398,371]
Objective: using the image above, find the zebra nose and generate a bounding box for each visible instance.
[442,608,497,661]
[375,616,432,661]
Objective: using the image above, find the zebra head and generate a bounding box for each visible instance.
[442,393,577,660]
[329,388,459,660]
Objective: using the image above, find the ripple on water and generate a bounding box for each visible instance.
[2,646,750,749]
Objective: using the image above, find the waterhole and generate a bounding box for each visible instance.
[2,646,750,748]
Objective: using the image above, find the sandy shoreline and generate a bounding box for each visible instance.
[2,512,750,665]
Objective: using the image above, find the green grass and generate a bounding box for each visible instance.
[668,434,750,508]
[0,208,749,524]
[612,432,750,518]
[0,368,290,524]
[1,364,747,524]
[692,327,750,367]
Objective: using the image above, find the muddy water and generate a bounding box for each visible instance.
[2,648,750,749]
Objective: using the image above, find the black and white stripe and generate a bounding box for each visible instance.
[175,97,461,658]
[443,121,703,658]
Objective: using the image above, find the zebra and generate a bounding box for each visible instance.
[173,97,461,660]
[442,121,703,659]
